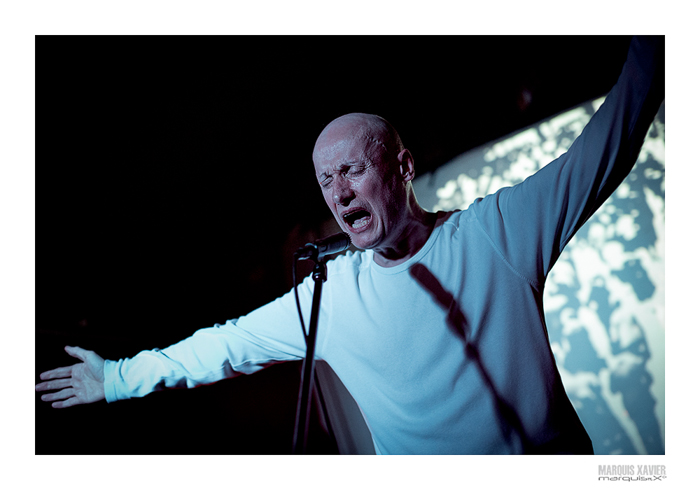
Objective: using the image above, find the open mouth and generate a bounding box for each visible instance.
[343,209,372,230]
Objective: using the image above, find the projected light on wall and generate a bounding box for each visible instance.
[413,98,665,455]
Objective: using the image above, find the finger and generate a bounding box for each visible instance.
[53,396,81,409]
[40,388,75,403]
[39,365,74,380]
[35,377,73,393]
[65,345,89,362]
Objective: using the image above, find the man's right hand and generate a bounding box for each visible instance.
[36,346,106,408]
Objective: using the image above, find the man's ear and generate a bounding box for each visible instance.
[397,149,415,183]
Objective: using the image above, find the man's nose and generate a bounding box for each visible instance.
[332,179,354,206]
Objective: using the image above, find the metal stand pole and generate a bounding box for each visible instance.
[292,258,326,454]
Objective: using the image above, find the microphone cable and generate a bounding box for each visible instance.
[292,256,308,345]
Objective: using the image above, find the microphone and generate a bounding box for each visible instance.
[295,232,351,260]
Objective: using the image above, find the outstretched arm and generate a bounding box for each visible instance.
[36,279,315,405]
[474,36,664,287]
[36,346,106,408]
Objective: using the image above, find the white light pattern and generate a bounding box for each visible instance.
[413,97,665,455]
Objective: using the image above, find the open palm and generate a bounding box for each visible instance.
[36,346,106,408]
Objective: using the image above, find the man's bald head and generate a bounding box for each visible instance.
[312,113,404,165]
[311,112,431,264]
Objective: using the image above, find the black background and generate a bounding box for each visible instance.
[36,35,633,454]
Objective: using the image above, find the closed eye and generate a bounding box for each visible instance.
[318,161,372,188]
[347,161,372,177]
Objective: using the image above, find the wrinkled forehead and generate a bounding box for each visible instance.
[314,131,383,168]
[313,114,397,171]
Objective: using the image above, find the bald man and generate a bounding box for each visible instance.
[36,36,664,454]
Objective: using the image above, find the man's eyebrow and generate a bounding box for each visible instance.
[317,161,364,180]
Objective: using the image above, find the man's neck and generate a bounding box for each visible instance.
[372,209,438,268]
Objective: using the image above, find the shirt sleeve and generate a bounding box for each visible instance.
[473,36,664,288]
[104,276,315,403]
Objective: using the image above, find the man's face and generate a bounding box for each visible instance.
[313,130,404,251]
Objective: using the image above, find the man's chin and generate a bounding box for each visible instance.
[347,231,381,251]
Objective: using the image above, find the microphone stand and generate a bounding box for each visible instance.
[292,251,327,454]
